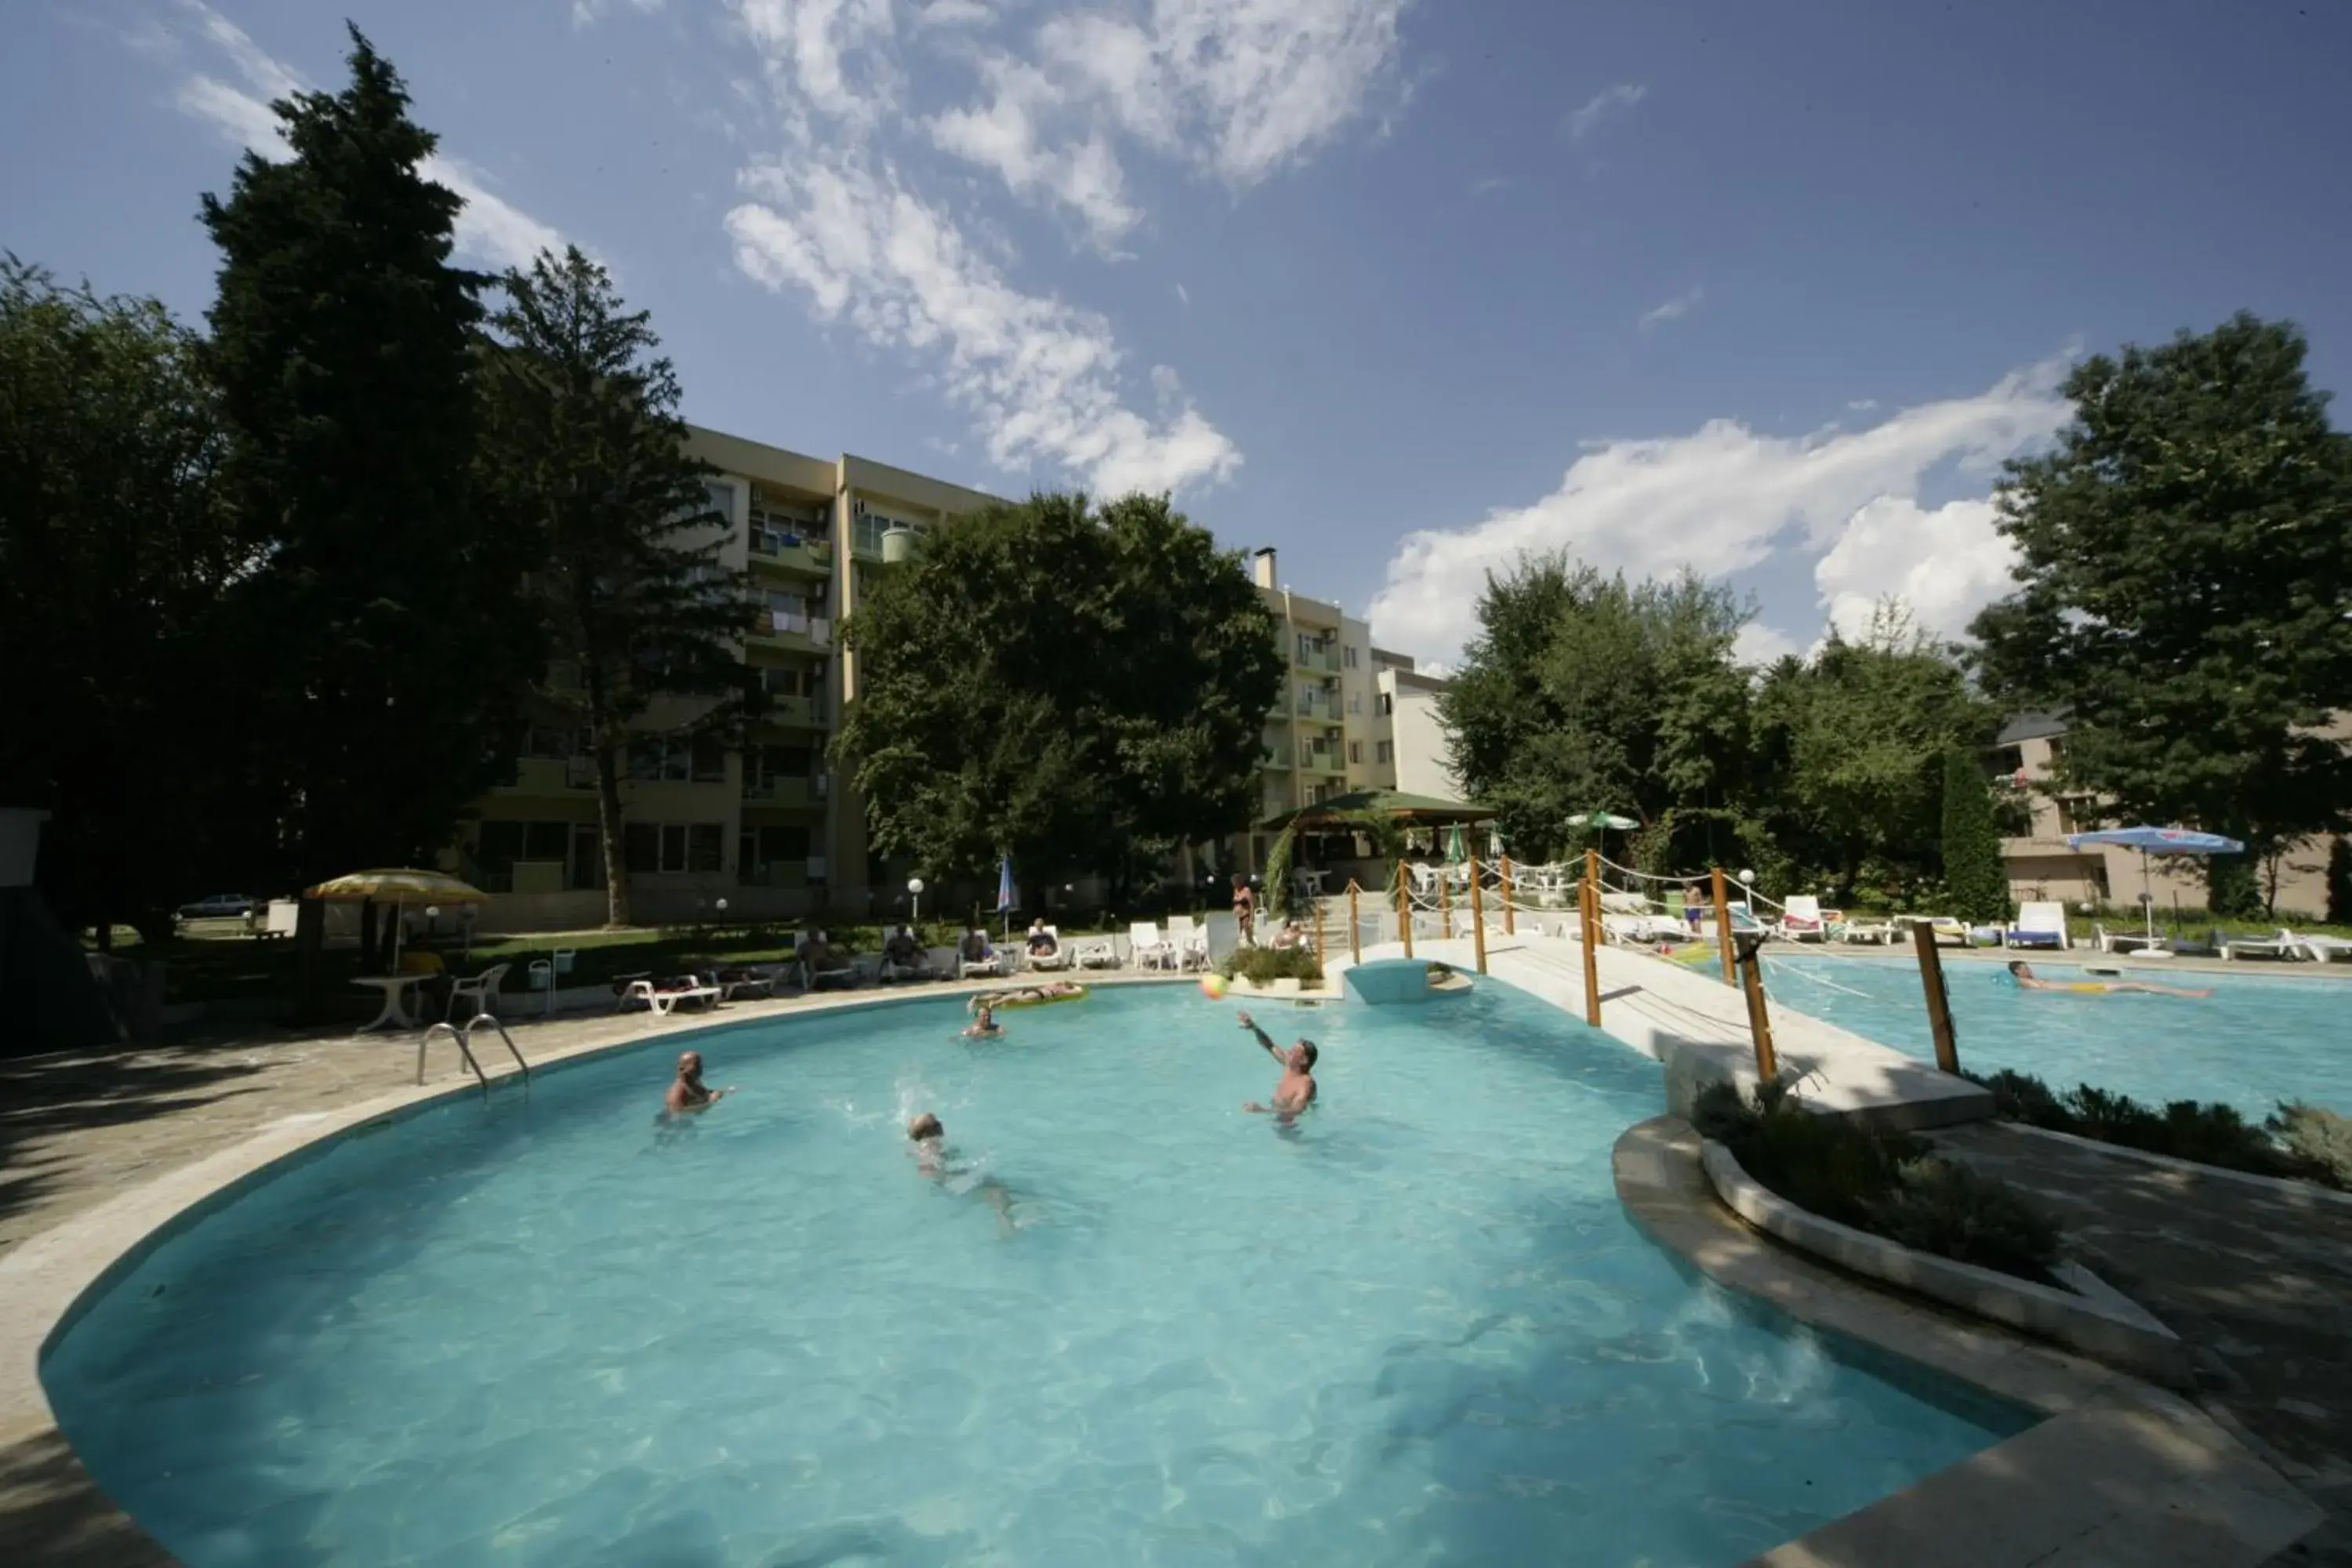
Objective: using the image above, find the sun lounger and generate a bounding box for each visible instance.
[879,930,934,983]
[1777,895,1830,942]
[2002,901,2069,949]
[2285,929,2352,962]
[1025,925,1072,972]
[958,931,1005,979]
[619,977,722,1015]
[2094,923,2169,955]
[2223,928,2305,961]
[1074,938,1120,970]
[1834,919,1896,944]
[714,966,780,1000]
[1127,922,1174,970]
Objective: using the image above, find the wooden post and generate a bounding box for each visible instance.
[1500,855,1516,936]
[1438,867,1453,939]
[1578,870,1602,1028]
[1398,877,1414,959]
[1468,855,1489,975]
[1736,935,1780,1081]
[1348,881,1362,966]
[1911,920,1961,1074]
[1711,866,1737,988]
[1312,897,1326,964]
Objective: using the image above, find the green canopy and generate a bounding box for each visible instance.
[1443,822,1467,864]
[1258,789,1497,833]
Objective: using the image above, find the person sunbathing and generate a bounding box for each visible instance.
[986,982,1083,1007]
[2005,960,2211,999]
[1236,1009,1317,1120]
[663,1049,736,1113]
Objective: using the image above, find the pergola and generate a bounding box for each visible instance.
[1258,789,1497,834]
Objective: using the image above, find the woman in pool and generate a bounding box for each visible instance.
[2005,960,2211,999]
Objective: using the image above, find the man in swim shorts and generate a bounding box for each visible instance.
[2006,960,2211,999]
[964,998,1004,1038]
[908,1113,1016,1232]
[663,1050,735,1113]
[1236,1009,1318,1118]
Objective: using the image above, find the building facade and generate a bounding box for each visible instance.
[1992,712,2347,920]
[454,446,1459,930]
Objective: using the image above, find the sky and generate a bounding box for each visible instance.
[7,0,2350,670]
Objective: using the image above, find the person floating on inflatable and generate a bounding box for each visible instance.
[2004,960,2210,1000]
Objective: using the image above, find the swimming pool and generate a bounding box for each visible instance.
[44,983,2027,1566]
[1767,955,2352,1120]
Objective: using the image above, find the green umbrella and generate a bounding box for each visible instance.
[1564,810,1639,832]
[1444,822,1467,864]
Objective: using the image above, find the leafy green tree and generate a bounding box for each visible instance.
[836,492,1281,895]
[1439,555,1751,862]
[0,259,239,942]
[1754,604,1992,902]
[477,246,754,927]
[1940,746,2012,924]
[201,29,539,979]
[1971,314,2352,914]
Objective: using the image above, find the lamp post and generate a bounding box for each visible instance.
[1737,867,1755,913]
[908,877,925,927]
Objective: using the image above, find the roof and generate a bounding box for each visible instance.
[1995,710,2071,746]
[1259,789,1494,831]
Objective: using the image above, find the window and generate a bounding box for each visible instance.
[688,823,724,873]
[691,735,726,783]
[760,824,811,861]
[1348,740,1363,764]
[624,822,724,874]
[1376,739,1394,764]
[1348,693,1361,715]
[622,822,659,873]
[1344,645,1359,669]
[1377,692,1394,716]
[703,480,736,524]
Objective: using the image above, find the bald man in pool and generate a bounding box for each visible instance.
[1236,1010,1318,1120]
[663,1050,736,1113]
[2006,960,2211,999]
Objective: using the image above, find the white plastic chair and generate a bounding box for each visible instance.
[1127,921,1172,970]
[446,962,510,1022]
[959,931,1005,978]
[1778,895,1829,942]
[1028,925,1073,971]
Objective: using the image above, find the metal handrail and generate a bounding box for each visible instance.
[415,1014,532,1096]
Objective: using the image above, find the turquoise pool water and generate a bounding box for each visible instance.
[45,983,2027,1566]
[1768,955,2351,1119]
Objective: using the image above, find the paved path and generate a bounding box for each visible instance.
[1932,1123,2352,1564]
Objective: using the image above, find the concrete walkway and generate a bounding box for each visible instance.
[1929,1123,2352,1563]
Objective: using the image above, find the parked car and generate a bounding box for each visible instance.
[177,894,256,920]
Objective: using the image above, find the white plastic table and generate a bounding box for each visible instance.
[351,975,429,1033]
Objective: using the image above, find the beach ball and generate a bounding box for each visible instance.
[1200,973,1229,1000]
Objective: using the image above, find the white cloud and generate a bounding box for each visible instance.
[1566,82,1646,143]
[1733,622,1802,666]
[1467,174,1511,197]
[1637,285,1701,331]
[1364,358,2073,666]
[1813,496,2018,645]
[734,0,900,125]
[572,0,666,26]
[1846,398,1878,412]
[1174,281,1189,305]
[915,0,995,25]
[927,56,1142,248]
[726,156,1239,494]
[161,2,568,271]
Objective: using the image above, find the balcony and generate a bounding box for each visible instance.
[1294,691,1337,720]
[1292,643,1340,674]
[1301,748,1346,777]
[1261,745,1294,770]
[503,756,596,793]
[742,774,829,809]
[755,695,829,731]
[748,531,833,578]
[747,610,833,655]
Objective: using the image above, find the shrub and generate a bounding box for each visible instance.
[1216,945,1325,985]
[1940,746,2013,926]
[2270,1102,2352,1191]
[1965,1070,2311,1181]
[1693,1079,2060,1283]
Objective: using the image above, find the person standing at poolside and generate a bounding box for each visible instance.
[1232,873,1257,946]
[1236,1009,1318,1119]
[663,1050,736,1113]
[2005,960,2211,999]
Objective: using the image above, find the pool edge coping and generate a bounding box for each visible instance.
[1613,1116,2325,1567]
[0,976,1195,1566]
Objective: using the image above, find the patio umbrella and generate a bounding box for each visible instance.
[995,855,1019,939]
[2064,826,2244,939]
[307,868,486,971]
[1563,810,1639,832]
[1444,822,1467,864]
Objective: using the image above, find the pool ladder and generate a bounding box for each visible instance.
[417,1014,532,1098]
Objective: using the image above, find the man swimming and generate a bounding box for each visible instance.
[964,998,1004,1038]
[2006,960,2211,999]
[1236,1009,1318,1119]
[663,1050,735,1113]
[907,1112,1016,1233]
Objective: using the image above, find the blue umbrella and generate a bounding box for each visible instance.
[995,855,1018,938]
[2066,826,2245,939]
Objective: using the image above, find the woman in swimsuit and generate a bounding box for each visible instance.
[1232,873,1257,946]
[2005,960,2210,999]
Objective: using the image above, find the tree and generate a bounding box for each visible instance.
[1756,604,1993,901]
[0,259,240,941]
[1971,314,2352,913]
[201,29,539,980]
[2328,837,2351,926]
[477,246,754,927]
[1940,746,2011,924]
[1439,555,1751,862]
[836,492,1282,895]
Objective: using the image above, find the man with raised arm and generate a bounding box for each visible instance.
[1236,1010,1318,1120]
